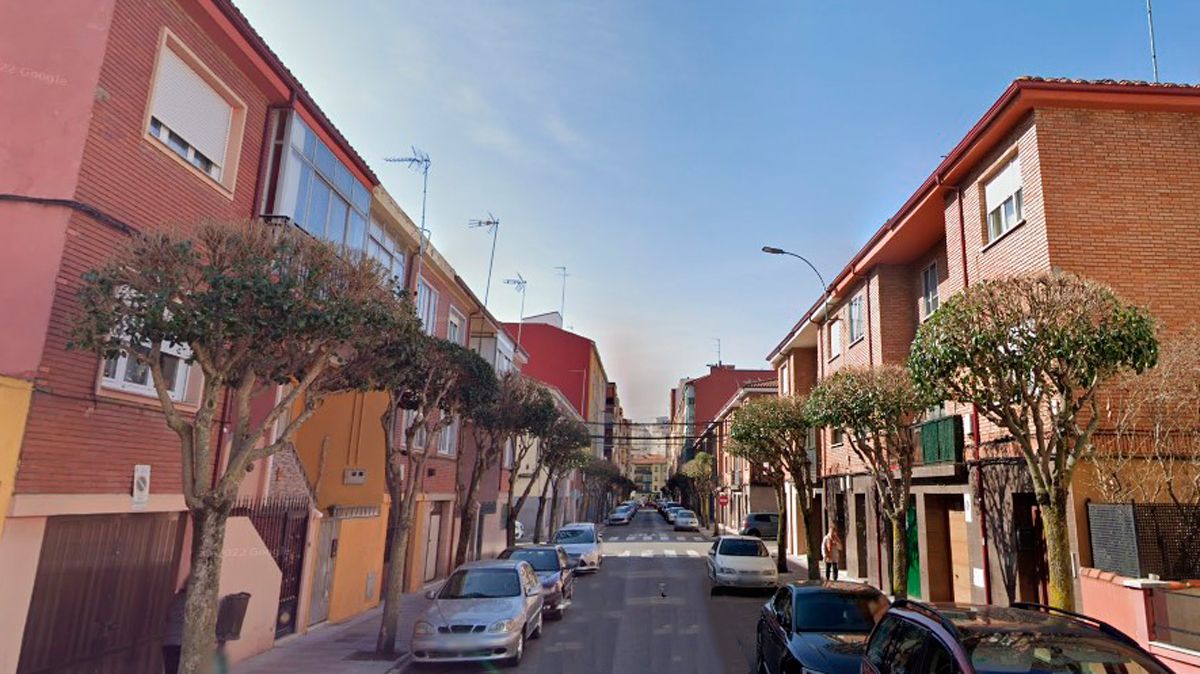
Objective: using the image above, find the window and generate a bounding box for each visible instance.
[102,341,191,401]
[832,428,844,445]
[880,619,930,674]
[922,262,940,317]
[146,35,242,189]
[416,278,438,335]
[828,320,842,359]
[848,295,865,343]
[438,416,458,456]
[448,308,465,345]
[268,112,371,250]
[984,158,1023,243]
[779,362,791,396]
[367,219,406,284]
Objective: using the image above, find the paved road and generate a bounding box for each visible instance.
[414,509,803,674]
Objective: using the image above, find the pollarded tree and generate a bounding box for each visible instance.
[581,458,622,521]
[908,272,1156,610]
[682,452,717,528]
[807,365,929,599]
[71,220,398,674]
[374,334,496,655]
[533,418,591,542]
[729,396,817,576]
[504,380,559,547]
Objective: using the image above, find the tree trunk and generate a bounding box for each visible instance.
[803,502,822,580]
[548,480,561,537]
[533,476,552,543]
[890,513,908,600]
[774,484,788,572]
[377,487,415,655]
[508,468,542,548]
[1041,488,1076,610]
[179,505,230,674]
[453,455,485,567]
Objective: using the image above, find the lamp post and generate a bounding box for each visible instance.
[469,214,500,307]
[761,246,831,321]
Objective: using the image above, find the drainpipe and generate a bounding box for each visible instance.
[956,183,993,604]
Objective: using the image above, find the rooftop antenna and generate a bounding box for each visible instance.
[1146,0,1160,83]
[384,147,431,288]
[469,213,500,307]
[503,273,527,347]
[554,266,568,322]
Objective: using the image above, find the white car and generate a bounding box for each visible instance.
[673,509,700,532]
[552,522,603,573]
[706,536,778,592]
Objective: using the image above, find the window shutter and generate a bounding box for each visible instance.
[152,48,232,165]
[984,159,1021,212]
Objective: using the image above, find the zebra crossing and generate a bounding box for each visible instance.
[604,533,708,543]
[617,549,703,559]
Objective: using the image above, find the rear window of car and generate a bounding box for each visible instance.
[678,510,695,517]
[501,548,559,572]
[792,591,882,633]
[964,631,1172,674]
[754,514,778,522]
[438,568,521,599]
[719,539,768,557]
[554,528,595,544]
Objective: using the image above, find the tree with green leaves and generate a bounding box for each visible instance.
[908,273,1156,609]
[729,396,817,576]
[504,380,559,547]
[533,419,591,542]
[807,365,929,599]
[71,220,399,674]
[581,458,622,521]
[682,452,716,529]
[372,335,496,654]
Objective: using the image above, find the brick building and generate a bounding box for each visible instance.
[767,78,1200,611]
[667,364,774,470]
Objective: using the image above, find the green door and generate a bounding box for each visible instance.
[906,502,921,598]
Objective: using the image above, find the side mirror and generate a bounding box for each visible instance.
[526,586,540,597]
[707,549,715,556]
[424,589,438,600]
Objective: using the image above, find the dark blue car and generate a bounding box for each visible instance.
[756,581,889,674]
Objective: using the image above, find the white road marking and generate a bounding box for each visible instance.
[658,534,668,541]
[641,550,653,558]
[687,550,701,558]
[619,550,630,557]
[664,549,677,557]
[692,536,704,541]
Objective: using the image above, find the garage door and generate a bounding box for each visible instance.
[19,513,184,674]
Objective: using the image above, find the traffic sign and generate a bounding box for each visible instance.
[718,494,729,507]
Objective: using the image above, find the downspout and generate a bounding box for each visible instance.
[956,182,993,604]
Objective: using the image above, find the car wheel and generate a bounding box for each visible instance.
[505,633,525,668]
[531,613,543,639]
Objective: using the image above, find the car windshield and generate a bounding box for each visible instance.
[502,549,559,572]
[792,592,881,633]
[678,510,695,518]
[438,568,521,599]
[719,539,768,557]
[554,528,595,544]
[964,632,1172,674]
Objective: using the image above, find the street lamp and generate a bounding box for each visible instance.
[761,245,831,320]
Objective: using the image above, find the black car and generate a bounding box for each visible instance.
[862,600,1173,674]
[756,581,889,674]
[496,545,575,619]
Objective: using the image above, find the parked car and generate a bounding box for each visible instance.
[740,512,779,539]
[756,581,887,674]
[660,501,681,517]
[607,506,634,525]
[862,600,1173,674]
[665,506,684,524]
[673,509,700,531]
[707,536,778,592]
[552,522,603,572]
[411,559,544,667]
[497,545,574,619]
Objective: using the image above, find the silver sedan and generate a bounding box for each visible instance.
[411,559,545,667]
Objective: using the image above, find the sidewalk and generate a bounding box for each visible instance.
[232,589,433,674]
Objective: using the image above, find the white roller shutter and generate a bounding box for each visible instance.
[984,158,1021,211]
[151,48,232,165]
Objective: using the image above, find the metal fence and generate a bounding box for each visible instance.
[1088,502,1200,580]
[231,496,310,638]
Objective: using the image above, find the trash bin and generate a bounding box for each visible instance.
[216,592,251,643]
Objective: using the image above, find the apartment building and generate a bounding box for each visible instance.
[693,378,779,534]
[512,385,587,542]
[667,364,774,470]
[767,77,1200,608]
[629,455,669,494]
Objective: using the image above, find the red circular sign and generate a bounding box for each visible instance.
[718,494,729,507]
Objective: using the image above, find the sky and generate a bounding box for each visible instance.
[235,1,1200,420]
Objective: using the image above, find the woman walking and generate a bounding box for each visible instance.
[821,525,843,581]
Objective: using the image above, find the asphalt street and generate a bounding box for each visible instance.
[415,508,805,674]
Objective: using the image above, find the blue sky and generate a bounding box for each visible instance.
[236,1,1200,420]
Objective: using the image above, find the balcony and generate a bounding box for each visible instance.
[919,415,963,465]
